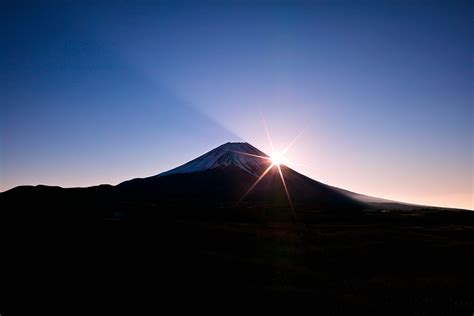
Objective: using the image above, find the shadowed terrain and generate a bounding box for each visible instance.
[1,201,474,314]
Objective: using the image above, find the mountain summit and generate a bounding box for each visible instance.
[159,142,269,177]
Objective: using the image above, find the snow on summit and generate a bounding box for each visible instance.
[158,142,270,177]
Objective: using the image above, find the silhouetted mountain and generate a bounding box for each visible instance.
[0,142,466,216]
[115,142,363,212]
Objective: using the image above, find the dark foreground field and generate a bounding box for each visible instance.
[2,206,474,314]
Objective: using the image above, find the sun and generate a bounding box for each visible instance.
[238,117,302,221]
[270,152,287,166]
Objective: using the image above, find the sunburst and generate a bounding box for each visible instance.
[239,119,302,220]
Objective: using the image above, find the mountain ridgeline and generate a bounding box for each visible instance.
[0,142,460,220]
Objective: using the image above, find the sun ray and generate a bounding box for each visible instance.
[282,129,304,155]
[239,163,275,203]
[262,117,275,153]
[238,118,300,221]
[229,150,271,160]
[277,164,296,220]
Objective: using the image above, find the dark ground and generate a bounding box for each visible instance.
[2,204,474,314]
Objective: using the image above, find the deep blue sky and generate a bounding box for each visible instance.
[1,0,472,209]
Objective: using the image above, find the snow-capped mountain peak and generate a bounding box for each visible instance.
[158,142,270,177]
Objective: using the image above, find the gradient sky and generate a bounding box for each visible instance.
[1,0,472,209]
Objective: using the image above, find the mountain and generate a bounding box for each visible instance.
[0,142,463,217]
[116,142,365,212]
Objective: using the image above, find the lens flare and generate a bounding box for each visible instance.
[239,119,303,221]
[270,152,287,166]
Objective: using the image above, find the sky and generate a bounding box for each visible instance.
[1,0,472,209]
